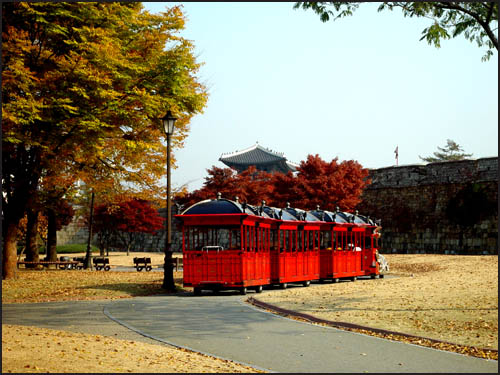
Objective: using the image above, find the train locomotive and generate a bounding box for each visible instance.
[177,194,385,295]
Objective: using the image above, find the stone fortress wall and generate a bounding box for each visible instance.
[357,157,498,254]
[58,157,498,255]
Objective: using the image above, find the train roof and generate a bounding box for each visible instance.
[181,196,378,225]
[182,198,258,216]
[284,207,320,221]
[309,209,375,226]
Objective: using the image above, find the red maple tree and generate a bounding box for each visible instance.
[93,199,164,255]
[178,166,274,207]
[274,155,370,211]
[179,155,370,213]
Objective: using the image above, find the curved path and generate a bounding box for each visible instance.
[2,293,497,373]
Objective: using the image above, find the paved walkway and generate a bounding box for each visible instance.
[2,293,498,373]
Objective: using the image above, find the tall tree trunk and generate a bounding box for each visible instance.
[25,209,40,266]
[2,143,42,279]
[46,208,58,262]
[2,222,19,279]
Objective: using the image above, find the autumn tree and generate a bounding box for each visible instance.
[93,199,164,256]
[269,155,370,211]
[180,155,370,213]
[178,166,275,208]
[294,2,498,61]
[419,139,473,163]
[17,211,48,266]
[92,204,118,257]
[2,3,208,279]
[44,199,75,262]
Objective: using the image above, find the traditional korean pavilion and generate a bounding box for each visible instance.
[219,143,299,174]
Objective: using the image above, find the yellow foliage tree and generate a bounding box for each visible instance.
[2,3,208,278]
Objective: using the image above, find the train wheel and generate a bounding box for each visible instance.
[280,283,288,289]
[379,274,385,278]
[302,280,310,287]
[193,287,202,296]
[240,287,247,295]
[351,276,357,282]
[145,265,152,272]
[254,285,263,293]
[136,266,143,272]
[333,278,339,283]
[104,265,110,271]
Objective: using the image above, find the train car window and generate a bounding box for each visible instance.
[293,230,298,252]
[255,227,261,252]
[308,231,315,251]
[270,229,278,251]
[185,226,242,251]
[281,230,295,252]
[246,226,253,253]
[311,231,317,250]
[353,231,361,251]
[320,231,331,250]
[266,228,271,252]
[339,231,345,250]
[364,235,371,249]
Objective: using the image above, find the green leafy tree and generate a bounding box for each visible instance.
[2,3,208,279]
[294,2,498,61]
[419,139,473,163]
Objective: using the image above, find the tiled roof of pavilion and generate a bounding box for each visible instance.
[219,143,299,173]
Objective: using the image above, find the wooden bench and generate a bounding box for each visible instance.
[72,257,86,270]
[133,257,152,272]
[93,257,111,271]
[17,260,79,270]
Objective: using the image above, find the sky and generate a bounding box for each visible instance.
[143,2,498,192]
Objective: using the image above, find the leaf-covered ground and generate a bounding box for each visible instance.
[3,252,177,303]
[2,253,498,371]
[257,254,498,360]
[2,324,263,373]
[2,269,174,303]
[2,252,263,373]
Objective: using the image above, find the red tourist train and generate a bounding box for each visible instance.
[176,195,385,295]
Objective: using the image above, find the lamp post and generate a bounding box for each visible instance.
[162,111,177,291]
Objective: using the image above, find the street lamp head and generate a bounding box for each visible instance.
[162,111,177,135]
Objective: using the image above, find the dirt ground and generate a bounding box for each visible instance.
[2,252,262,373]
[258,254,498,351]
[1,325,262,373]
[2,253,498,372]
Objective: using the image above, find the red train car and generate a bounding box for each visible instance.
[177,196,384,295]
[266,205,320,288]
[309,208,381,282]
[178,197,273,295]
